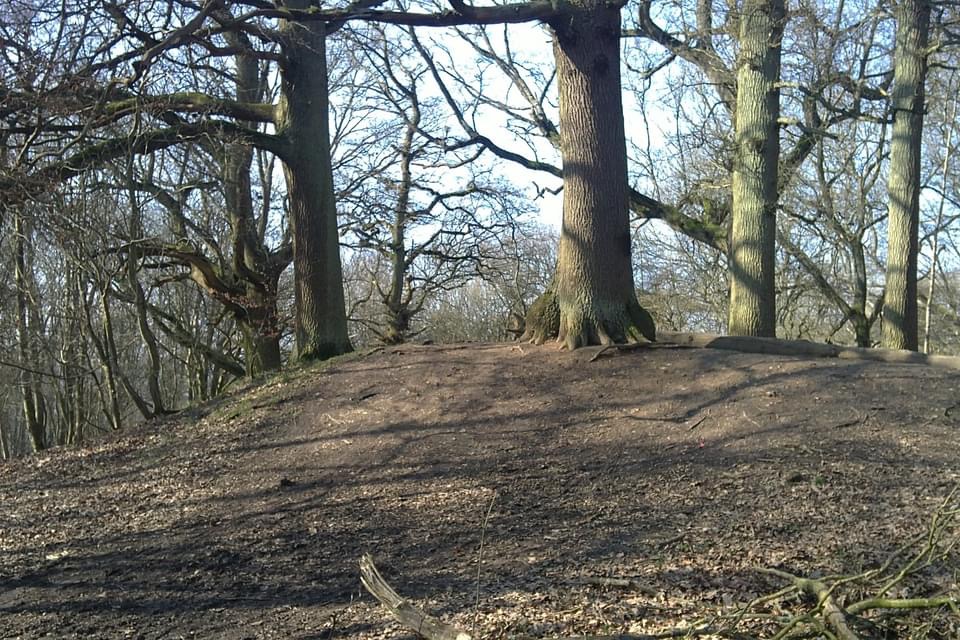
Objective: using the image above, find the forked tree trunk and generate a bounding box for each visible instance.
[883,0,930,351]
[278,5,352,360]
[525,1,655,348]
[727,0,784,337]
[224,139,283,373]
[223,33,284,374]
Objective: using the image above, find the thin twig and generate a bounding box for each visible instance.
[474,489,497,637]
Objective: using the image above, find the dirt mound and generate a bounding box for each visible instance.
[2,343,959,638]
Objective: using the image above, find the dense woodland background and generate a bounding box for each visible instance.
[1,0,959,457]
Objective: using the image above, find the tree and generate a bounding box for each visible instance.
[883,0,931,351]
[375,0,658,348]
[413,12,659,347]
[277,2,352,360]
[536,0,656,348]
[727,0,785,336]
[0,0,351,365]
[246,0,659,350]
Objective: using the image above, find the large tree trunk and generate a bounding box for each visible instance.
[238,307,282,374]
[525,1,654,349]
[883,0,930,351]
[277,4,352,361]
[727,0,784,337]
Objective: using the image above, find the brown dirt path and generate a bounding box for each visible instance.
[2,343,959,639]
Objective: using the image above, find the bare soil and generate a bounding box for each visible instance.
[2,342,960,639]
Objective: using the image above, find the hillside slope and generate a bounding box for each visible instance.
[2,343,959,639]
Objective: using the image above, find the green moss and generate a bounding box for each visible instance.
[296,340,353,363]
[523,288,560,343]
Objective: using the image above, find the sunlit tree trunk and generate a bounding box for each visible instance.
[883,0,930,351]
[525,0,655,348]
[727,0,785,337]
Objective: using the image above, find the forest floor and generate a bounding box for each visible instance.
[2,342,960,639]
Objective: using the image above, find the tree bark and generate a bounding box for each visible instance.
[526,1,655,349]
[277,4,352,361]
[727,0,784,337]
[883,0,930,351]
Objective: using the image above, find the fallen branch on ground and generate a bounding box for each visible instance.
[759,568,859,640]
[359,554,723,639]
[359,554,472,640]
[359,487,960,639]
[654,332,960,370]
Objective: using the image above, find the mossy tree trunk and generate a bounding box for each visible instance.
[883,0,929,351]
[525,0,655,348]
[277,4,352,361]
[727,0,784,337]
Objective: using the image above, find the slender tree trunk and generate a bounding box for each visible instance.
[922,85,956,353]
[277,5,352,360]
[60,267,84,444]
[81,279,123,432]
[525,1,655,348]
[384,113,416,345]
[727,0,784,337]
[100,288,154,421]
[14,211,47,452]
[126,176,167,414]
[883,0,930,351]
[0,417,8,459]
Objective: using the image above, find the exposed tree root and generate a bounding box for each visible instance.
[522,288,656,350]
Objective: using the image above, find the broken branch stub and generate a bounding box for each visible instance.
[359,554,473,640]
